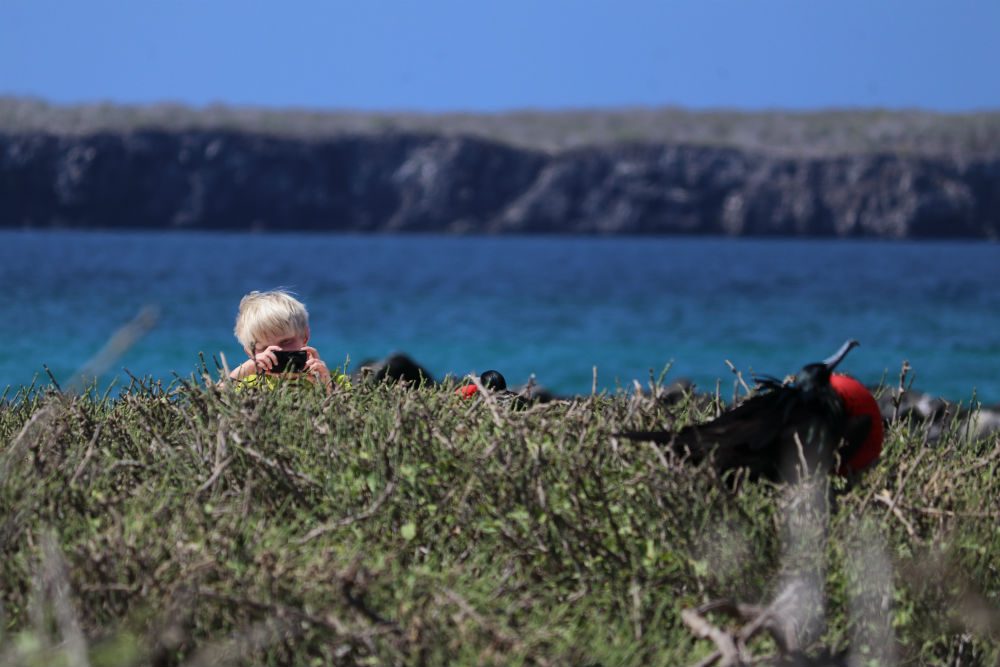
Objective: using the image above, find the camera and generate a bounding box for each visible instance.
[271,350,308,373]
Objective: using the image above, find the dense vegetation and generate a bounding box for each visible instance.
[0,374,998,666]
[3,96,1000,156]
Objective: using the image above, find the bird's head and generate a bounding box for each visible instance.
[480,370,507,391]
[794,339,859,394]
[456,370,508,399]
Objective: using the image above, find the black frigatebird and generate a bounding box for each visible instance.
[619,340,884,482]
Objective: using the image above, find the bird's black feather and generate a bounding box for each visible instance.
[619,342,866,482]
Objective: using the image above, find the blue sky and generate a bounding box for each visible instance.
[1,0,998,112]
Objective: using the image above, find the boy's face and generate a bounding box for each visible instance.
[245,327,310,357]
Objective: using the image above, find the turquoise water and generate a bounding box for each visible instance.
[1,230,998,402]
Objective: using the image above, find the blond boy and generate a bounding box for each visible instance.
[230,290,341,390]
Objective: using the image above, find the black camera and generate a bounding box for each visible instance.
[271,350,308,373]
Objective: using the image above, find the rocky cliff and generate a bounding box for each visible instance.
[2,129,998,238]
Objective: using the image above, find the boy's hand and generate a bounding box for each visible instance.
[303,347,333,389]
[253,345,284,374]
[230,345,281,379]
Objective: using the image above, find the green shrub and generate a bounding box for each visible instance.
[0,377,997,666]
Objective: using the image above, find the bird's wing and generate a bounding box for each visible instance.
[620,391,790,466]
[675,391,789,452]
[616,429,677,445]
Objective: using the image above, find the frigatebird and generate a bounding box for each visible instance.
[619,340,884,482]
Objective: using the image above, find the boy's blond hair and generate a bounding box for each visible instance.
[234,290,309,353]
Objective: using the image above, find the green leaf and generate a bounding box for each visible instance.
[401,522,417,541]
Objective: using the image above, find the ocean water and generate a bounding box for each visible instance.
[1,230,999,403]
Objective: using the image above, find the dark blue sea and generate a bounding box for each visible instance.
[2,230,999,403]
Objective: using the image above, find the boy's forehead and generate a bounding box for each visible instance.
[252,325,302,344]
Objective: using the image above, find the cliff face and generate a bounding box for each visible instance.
[2,129,998,238]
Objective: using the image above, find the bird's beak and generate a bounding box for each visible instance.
[822,339,860,371]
